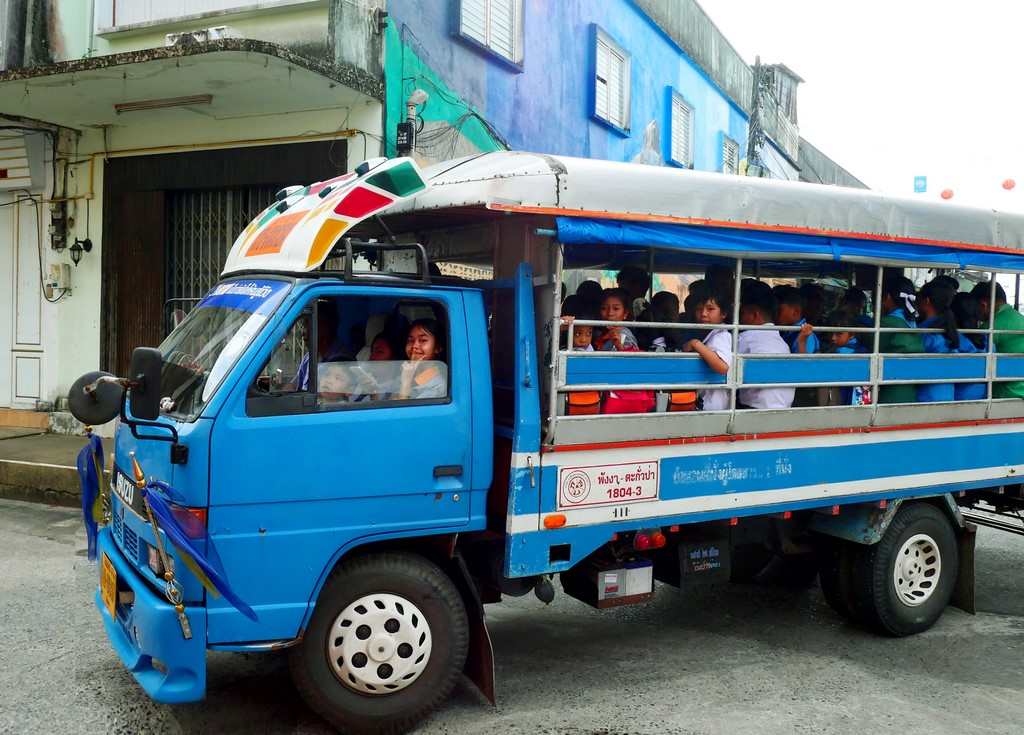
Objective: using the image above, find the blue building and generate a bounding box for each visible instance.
[384,0,822,181]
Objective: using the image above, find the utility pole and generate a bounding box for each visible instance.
[746,56,768,176]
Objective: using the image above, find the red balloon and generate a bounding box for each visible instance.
[940,189,954,200]
[1003,178,1016,190]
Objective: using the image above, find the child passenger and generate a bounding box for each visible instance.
[821,312,870,406]
[683,288,732,411]
[737,282,794,409]
[571,314,595,352]
[878,276,924,404]
[917,279,983,401]
[594,288,655,414]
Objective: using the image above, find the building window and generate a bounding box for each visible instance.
[593,27,630,133]
[459,0,523,66]
[95,0,320,33]
[668,91,693,168]
[722,135,740,175]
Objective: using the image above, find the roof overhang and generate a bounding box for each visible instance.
[0,40,383,132]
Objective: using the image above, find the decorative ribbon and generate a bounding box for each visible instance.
[75,431,105,562]
[143,482,258,622]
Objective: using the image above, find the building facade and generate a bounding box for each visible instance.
[0,0,859,430]
[0,0,386,426]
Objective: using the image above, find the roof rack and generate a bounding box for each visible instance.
[320,238,432,285]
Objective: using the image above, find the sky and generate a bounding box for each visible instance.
[698,0,1023,211]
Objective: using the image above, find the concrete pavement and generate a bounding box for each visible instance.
[2,497,1024,735]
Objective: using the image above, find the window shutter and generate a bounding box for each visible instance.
[671,96,692,166]
[489,0,516,60]
[595,38,611,122]
[595,35,627,129]
[722,136,739,175]
[460,0,488,46]
[461,0,518,62]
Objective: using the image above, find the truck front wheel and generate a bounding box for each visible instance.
[291,552,469,735]
[853,503,958,637]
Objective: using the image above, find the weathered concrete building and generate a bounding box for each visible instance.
[0,0,386,427]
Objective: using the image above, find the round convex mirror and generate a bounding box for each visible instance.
[68,371,124,426]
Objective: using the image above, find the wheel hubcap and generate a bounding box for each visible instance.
[893,533,942,607]
[327,593,432,694]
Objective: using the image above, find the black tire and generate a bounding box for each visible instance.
[816,536,865,621]
[290,553,469,735]
[852,503,958,637]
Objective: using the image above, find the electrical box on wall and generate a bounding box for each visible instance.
[45,263,71,299]
[0,131,47,192]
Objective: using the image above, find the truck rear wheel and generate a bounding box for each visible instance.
[290,552,469,735]
[853,503,958,637]
[816,536,865,622]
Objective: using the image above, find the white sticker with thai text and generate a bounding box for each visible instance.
[558,461,659,509]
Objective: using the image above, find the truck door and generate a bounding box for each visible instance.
[206,285,473,641]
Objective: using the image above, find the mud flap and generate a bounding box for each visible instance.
[451,554,496,705]
[951,522,977,614]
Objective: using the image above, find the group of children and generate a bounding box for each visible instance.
[562,266,1024,414]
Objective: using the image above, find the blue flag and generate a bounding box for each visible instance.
[143,484,258,622]
[75,433,104,562]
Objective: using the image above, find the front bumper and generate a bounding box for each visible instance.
[95,527,207,703]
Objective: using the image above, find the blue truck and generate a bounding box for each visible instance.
[69,153,1024,734]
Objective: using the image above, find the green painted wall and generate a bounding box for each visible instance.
[383,20,505,158]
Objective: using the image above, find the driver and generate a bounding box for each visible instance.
[294,300,348,390]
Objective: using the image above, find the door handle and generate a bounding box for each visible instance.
[433,465,463,478]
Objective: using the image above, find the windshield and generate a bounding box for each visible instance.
[159,279,291,420]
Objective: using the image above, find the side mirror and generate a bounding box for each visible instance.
[128,347,163,421]
[68,371,124,426]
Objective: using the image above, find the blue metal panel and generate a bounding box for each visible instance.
[564,354,724,386]
[509,428,1024,575]
[95,529,207,703]
[997,355,1024,378]
[883,355,987,381]
[205,282,483,643]
[658,432,1020,501]
[463,290,495,495]
[507,481,995,576]
[743,357,870,385]
[513,262,541,453]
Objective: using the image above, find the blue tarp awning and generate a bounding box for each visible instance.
[555,217,1024,273]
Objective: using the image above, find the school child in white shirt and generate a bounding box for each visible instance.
[737,282,794,409]
[684,288,732,411]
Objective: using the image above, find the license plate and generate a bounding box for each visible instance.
[100,553,117,618]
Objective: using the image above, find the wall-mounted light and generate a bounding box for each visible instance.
[114,94,213,114]
[69,237,92,266]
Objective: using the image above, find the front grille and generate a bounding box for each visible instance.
[112,511,123,542]
[122,524,139,560]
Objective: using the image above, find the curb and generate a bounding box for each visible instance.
[0,459,83,508]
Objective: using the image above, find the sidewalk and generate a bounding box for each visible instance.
[0,428,89,507]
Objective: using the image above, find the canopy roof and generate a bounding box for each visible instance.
[391,152,1024,266]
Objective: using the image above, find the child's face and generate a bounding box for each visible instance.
[776,303,801,326]
[601,296,629,322]
[573,325,593,348]
[696,299,725,324]
[832,330,852,347]
[370,337,393,361]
